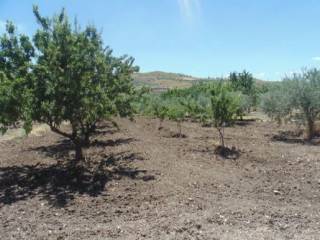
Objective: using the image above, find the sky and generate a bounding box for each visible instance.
[1,0,320,80]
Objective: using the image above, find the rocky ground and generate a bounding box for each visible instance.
[1,117,320,239]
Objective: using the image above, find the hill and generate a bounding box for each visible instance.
[133,71,270,91]
[133,71,203,90]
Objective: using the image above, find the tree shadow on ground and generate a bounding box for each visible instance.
[0,140,150,208]
[91,138,136,147]
[190,146,241,160]
[28,137,136,161]
[214,145,241,159]
[271,130,305,144]
[234,119,256,126]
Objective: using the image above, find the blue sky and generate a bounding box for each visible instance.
[1,0,320,80]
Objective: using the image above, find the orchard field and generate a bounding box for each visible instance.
[1,116,320,239]
[1,6,320,240]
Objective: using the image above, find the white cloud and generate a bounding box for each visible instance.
[177,0,201,25]
[312,56,320,61]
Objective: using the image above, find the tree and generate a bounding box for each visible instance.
[209,83,240,147]
[229,70,256,111]
[0,22,34,133]
[260,85,292,124]
[149,96,168,130]
[229,70,254,95]
[286,69,320,140]
[261,68,320,140]
[31,6,138,161]
[182,95,210,126]
[166,99,186,137]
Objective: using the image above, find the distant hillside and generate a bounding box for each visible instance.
[133,71,270,91]
[133,71,203,89]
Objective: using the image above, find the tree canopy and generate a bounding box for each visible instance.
[0,22,34,133]
[261,68,320,140]
[0,6,139,161]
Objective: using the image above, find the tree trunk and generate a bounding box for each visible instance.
[217,127,225,147]
[74,142,84,162]
[306,118,315,141]
[177,121,182,137]
[158,119,163,130]
[84,132,90,147]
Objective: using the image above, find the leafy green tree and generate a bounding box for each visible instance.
[286,69,320,140]
[209,83,240,147]
[150,96,168,130]
[229,70,254,95]
[31,6,138,161]
[166,99,186,137]
[0,22,34,133]
[260,85,292,124]
[182,95,210,126]
[229,70,256,111]
[261,68,320,140]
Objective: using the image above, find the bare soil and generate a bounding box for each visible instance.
[1,117,320,239]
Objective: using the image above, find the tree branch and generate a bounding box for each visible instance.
[48,123,72,139]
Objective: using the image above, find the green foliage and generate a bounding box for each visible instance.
[209,82,241,146]
[0,22,34,134]
[260,85,292,124]
[0,7,138,160]
[30,6,138,160]
[229,70,259,111]
[166,99,186,136]
[182,95,210,125]
[166,99,185,122]
[151,98,169,121]
[134,81,243,144]
[229,70,254,95]
[261,68,320,140]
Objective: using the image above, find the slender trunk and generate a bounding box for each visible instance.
[217,127,225,147]
[158,119,163,130]
[177,121,182,137]
[84,132,90,147]
[74,142,84,162]
[306,118,315,141]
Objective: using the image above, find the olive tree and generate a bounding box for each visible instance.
[31,6,138,161]
[261,68,320,140]
[260,85,292,124]
[0,22,34,133]
[286,69,320,140]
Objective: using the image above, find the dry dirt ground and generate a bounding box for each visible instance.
[1,117,320,240]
